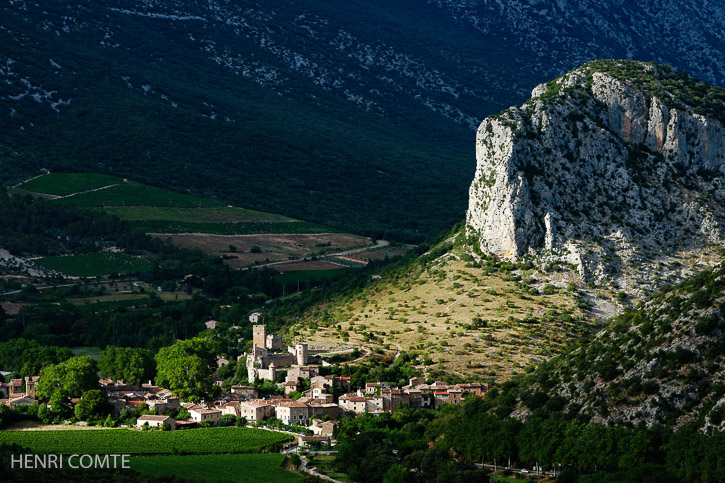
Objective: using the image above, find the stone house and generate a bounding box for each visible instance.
[136,415,175,430]
[339,395,367,414]
[275,401,309,425]
[237,401,271,423]
[189,408,222,426]
[299,435,330,448]
[310,419,337,437]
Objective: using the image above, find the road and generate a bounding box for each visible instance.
[242,239,389,271]
[474,463,557,477]
[0,283,79,296]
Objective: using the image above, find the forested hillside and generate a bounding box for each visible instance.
[2,1,725,240]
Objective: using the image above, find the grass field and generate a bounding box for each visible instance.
[0,427,292,454]
[102,206,293,223]
[68,292,150,306]
[276,269,353,285]
[133,220,335,235]
[36,252,154,277]
[16,173,123,196]
[53,182,223,208]
[130,454,303,482]
[69,347,104,360]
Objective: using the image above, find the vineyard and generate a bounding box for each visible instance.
[130,454,303,482]
[131,220,335,235]
[0,428,292,454]
[20,174,334,235]
[16,173,123,196]
[52,182,223,208]
[102,205,293,224]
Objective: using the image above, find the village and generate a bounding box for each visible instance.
[0,313,487,449]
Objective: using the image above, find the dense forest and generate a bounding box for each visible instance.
[334,395,725,483]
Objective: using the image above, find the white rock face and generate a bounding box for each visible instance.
[467,61,725,286]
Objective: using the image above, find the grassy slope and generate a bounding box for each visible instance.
[101,206,293,223]
[294,232,596,382]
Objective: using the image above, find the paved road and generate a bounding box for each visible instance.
[474,463,556,477]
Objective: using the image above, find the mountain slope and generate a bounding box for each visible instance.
[509,263,725,431]
[467,60,725,295]
[2,2,725,240]
[286,229,596,382]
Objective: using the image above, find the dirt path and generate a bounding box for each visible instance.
[56,180,124,199]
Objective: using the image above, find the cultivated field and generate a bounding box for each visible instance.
[102,205,292,223]
[272,260,349,271]
[18,174,377,271]
[130,454,302,482]
[16,173,123,196]
[162,233,374,269]
[0,427,292,454]
[52,182,222,208]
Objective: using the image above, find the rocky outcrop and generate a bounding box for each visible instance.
[467,60,725,289]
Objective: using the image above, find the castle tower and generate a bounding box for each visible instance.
[295,342,308,366]
[246,353,258,384]
[253,324,267,349]
[268,361,277,382]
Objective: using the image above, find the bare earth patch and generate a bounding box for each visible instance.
[155,233,374,269]
[270,260,347,271]
[4,421,118,431]
[1,301,27,315]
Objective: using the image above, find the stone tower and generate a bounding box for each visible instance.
[253,325,267,349]
[295,342,308,366]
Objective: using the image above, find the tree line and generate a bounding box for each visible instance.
[335,395,725,483]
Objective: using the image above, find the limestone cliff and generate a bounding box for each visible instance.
[467,60,725,291]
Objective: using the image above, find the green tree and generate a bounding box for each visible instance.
[0,339,72,376]
[49,388,73,418]
[175,407,191,421]
[383,464,415,483]
[99,346,155,386]
[155,338,218,401]
[221,414,237,426]
[36,356,98,399]
[73,389,112,422]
